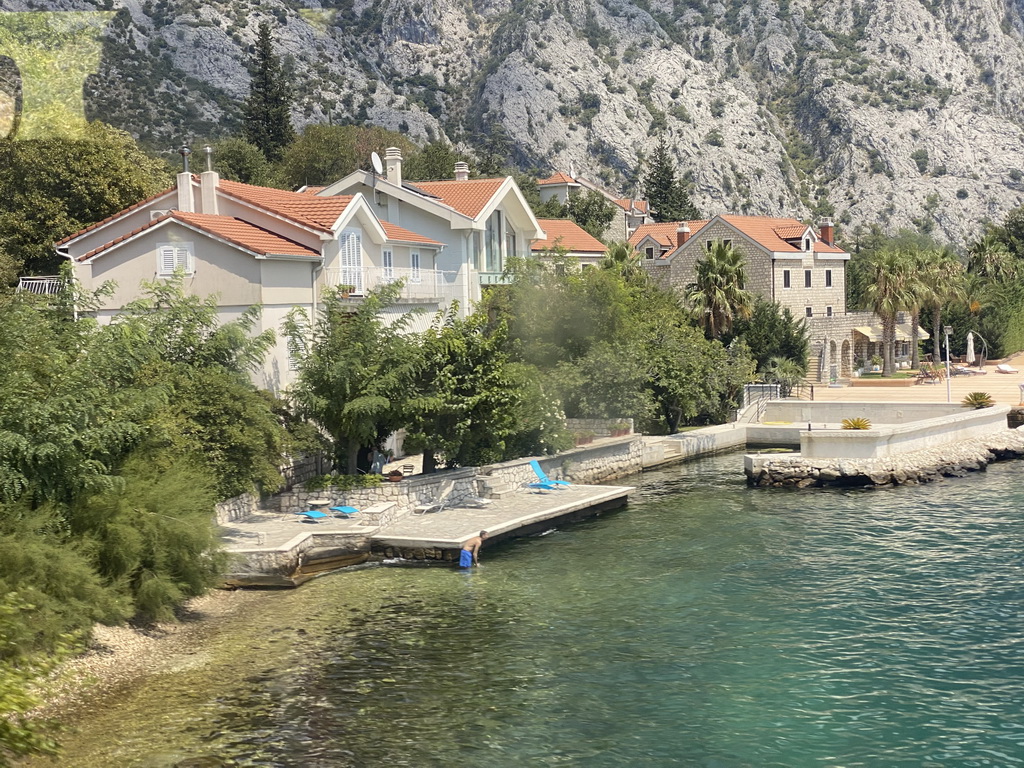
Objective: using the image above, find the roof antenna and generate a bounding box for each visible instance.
[203,145,213,172]
[178,146,191,173]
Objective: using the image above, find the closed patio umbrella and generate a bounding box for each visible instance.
[966,332,976,364]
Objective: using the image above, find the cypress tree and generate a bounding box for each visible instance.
[643,139,701,222]
[242,22,295,162]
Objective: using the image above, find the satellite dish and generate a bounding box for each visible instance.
[371,151,384,176]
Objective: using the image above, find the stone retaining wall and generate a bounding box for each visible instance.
[565,417,634,438]
[481,436,643,488]
[746,429,1024,488]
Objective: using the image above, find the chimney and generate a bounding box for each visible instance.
[818,217,834,246]
[384,146,403,187]
[454,161,470,182]
[200,145,219,215]
[176,146,194,213]
[676,223,691,248]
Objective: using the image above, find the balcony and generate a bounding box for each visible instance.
[16,276,65,295]
[322,267,462,304]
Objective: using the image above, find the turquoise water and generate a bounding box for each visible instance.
[49,455,1024,766]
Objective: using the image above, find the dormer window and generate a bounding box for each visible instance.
[803,236,812,252]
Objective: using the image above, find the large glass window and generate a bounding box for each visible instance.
[382,249,394,281]
[411,251,421,282]
[485,211,502,273]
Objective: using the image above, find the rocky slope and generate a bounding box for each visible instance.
[4,0,1024,245]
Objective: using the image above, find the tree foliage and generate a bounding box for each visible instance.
[242,22,296,163]
[564,190,615,239]
[729,298,809,374]
[685,240,754,339]
[277,124,414,188]
[643,138,700,222]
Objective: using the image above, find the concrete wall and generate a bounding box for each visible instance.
[800,406,1011,459]
[482,436,643,487]
[762,401,964,424]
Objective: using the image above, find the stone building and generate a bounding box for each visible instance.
[630,214,925,382]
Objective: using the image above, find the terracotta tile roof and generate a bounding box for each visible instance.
[533,219,607,253]
[299,186,326,195]
[171,212,320,257]
[537,171,578,186]
[628,221,708,249]
[56,187,176,246]
[79,212,320,262]
[381,222,444,247]
[615,198,648,214]
[411,178,506,218]
[219,179,353,231]
[719,215,847,254]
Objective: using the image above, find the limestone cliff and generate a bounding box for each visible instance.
[4,0,1024,245]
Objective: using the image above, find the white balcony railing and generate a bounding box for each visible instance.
[322,267,462,303]
[16,276,65,295]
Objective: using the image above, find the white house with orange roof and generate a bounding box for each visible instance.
[532,219,608,267]
[537,170,651,242]
[59,150,447,391]
[317,148,545,300]
[630,214,924,383]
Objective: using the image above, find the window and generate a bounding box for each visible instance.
[339,229,363,294]
[805,307,813,317]
[506,230,517,260]
[804,270,812,288]
[157,243,194,275]
[706,240,714,252]
[723,239,732,249]
[382,249,394,281]
[645,247,655,260]
[803,237,811,252]
[783,270,791,288]
[825,269,832,288]
[485,211,502,273]
[826,306,833,317]
[410,251,421,282]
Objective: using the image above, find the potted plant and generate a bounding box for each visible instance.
[870,354,883,372]
[386,469,404,482]
[339,284,355,298]
[609,420,630,437]
[574,429,596,446]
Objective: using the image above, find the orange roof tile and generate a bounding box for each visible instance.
[719,215,847,254]
[57,187,176,246]
[172,212,320,257]
[381,222,444,247]
[537,171,578,186]
[533,219,607,253]
[628,221,708,249]
[79,214,167,261]
[411,178,506,218]
[299,186,326,195]
[219,179,353,231]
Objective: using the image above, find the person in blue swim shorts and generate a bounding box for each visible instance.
[459,530,488,568]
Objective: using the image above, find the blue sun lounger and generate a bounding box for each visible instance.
[295,509,328,522]
[330,505,358,518]
[530,460,571,489]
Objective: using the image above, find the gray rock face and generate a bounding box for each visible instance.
[8,0,1024,241]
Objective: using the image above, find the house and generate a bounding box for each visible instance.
[59,149,449,392]
[316,148,545,300]
[537,171,651,242]
[532,218,608,267]
[631,214,925,382]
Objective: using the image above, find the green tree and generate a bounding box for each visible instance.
[762,356,806,397]
[403,140,471,181]
[861,248,913,376]
[730,298,809,373]
[242,22,296,163]
[403,310,521,473]
[212,137,275,186]
[285,283,418,473]
[276,124,414,188]
[0,123,170,275]
[685,241,754,339]
[565,190,615,239]
[643,138,700,222]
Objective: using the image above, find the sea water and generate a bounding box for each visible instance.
[44,455,1024,767]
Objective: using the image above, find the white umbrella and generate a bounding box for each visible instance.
[966,332,976,364]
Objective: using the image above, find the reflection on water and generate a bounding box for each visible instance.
[43,456,1024,767]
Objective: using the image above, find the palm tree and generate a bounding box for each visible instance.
[601,241,641,279]
[762,356,806,397]
[861,248,913,376]
[967,232,1017,282]
[919,249,966,363]
[685,240,753,339]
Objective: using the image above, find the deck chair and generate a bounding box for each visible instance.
[295,509,328,523]
[530,460,571,489]
[996,363,1019,373]
[414,477,456,515]
[330,505,358,519]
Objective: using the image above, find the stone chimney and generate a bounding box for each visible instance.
[176,146,194,213]
[818,217,834,246]
[454,161,470,181]
[385,146,403,187]
[676,223,691,248]
[200,145,219,215]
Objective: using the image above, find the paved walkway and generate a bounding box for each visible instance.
[811,353,1024,407]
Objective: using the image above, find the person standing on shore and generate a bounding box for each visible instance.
[459,531,488,568]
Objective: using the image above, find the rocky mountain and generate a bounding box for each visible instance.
[4,0,1024,246]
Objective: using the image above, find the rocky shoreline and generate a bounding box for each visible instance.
[747,429,1024,488]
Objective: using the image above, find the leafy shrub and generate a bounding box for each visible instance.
[961,392,994,409]
[304,473,383,492]
[841,417,872,430]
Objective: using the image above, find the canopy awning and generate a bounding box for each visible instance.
[854,324,930,342]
